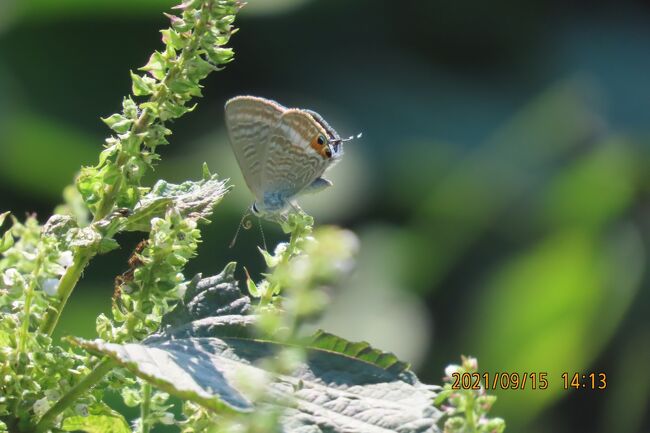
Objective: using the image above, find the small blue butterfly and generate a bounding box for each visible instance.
[225,96,354,219]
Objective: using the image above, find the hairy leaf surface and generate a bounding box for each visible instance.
[73,264,441,432]
[125,173,228,231]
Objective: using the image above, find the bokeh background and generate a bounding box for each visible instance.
[1,0,649,432]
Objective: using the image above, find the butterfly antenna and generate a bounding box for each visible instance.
[257,217,268,252]
[340,132,363,143]
[229,210,253,248]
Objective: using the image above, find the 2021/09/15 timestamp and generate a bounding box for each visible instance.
[451,372,548,390]
[450,372,607,390]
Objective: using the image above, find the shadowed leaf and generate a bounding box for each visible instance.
[72,264,442,432]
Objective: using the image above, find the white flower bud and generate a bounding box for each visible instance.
[33,398,51,417]
[160,413,175,425]
[274,242,288,256]
[445,364,461,379]
[3,268,21,287]
[58,250,74,268]
[464,356,478,371]
[43,278,60,296]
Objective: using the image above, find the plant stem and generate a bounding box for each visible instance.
[93,154,127,221]
[35,1,228,335]
[140,382,152,433]
[93,3,210,223]
[18,281,35,353]
[34,358,115,433]
[39,249,94,336]
[37,0,221,338]
[464,390,476,432]
[18,266,40,353]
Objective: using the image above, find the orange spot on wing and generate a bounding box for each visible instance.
[310,136,329,159]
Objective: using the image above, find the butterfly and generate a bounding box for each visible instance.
[225,95,354,220]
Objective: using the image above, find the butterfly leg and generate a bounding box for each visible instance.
[288,201,304,214]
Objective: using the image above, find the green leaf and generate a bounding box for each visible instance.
[123,197,173,232]
[186,57,216,81]
[140,123,172,149]
[140,51,167,80]
[130,71,155,96]
[98,237,120,254]
[0,211,9,227]
[122,97,138,120]
[138,102,160,118]
[101,113,133,134]
[161,28,187,50]
[43,214,77,239]
[258,247,281,268]
[125,173,229,231]
[72,264,442,432]
[62,403,131,433]
[167,78,196,94]
[160,262,250,329]
[69,226,102,249]
[0,230,14,254]
[243,267,260,297]
[206,47,234,64]
[201,162,211,180]
[159,101,195,121]
[309,330,410,374]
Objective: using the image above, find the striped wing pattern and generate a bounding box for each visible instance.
[263,109,330,202]
[224,96,285,200]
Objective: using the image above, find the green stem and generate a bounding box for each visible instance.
[93,3,210,222]
[464,390,476,432]
[17,252,46,352]
[140,382,152,433]
[93,154,127,221]
[39,249,94,336]
[34,358,115,433]
[37,0,218,337]
[18,281,35,353]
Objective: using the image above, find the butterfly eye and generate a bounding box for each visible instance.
[317,134,327,146]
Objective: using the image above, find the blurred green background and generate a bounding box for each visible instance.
[1,0,649,432]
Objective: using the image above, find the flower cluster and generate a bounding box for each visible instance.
[97,209,201,343]
[0,329,97,432]
[77,0,240,220]
[247,212,359,339]
[0,2,241,432]
[123,384,175,431]
[0,215,76,349]
[0,214,98,431]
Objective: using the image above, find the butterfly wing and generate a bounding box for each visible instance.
[224,96,285,201]
[260,109,332,207]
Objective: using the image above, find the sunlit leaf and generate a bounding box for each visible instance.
[72,264,442,432]
[125,174,228,231]
[0,211,10,227]
[62,403,131,433]
[0,231,14,254]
